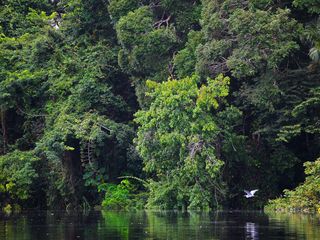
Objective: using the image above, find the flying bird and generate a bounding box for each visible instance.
[244,189,258,198]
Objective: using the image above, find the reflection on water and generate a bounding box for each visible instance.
[267,213,320,240]
[245,222,258,240]
[0,210,319,240]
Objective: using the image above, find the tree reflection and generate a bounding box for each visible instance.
[0,211,320,240]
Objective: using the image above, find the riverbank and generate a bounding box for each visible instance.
[265,159,320,214]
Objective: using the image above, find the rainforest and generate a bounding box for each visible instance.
[0,0,319,213]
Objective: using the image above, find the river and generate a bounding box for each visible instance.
[0,211,319,239]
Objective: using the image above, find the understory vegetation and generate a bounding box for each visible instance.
[0,0,319,211]
[266,158,320,213]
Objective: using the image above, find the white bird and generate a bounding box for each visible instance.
[244,189,258,198]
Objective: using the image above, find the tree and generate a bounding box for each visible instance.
[135,74,241,209]
[0,150,39,208]
[266,157,320,212]
[194,0,301,78]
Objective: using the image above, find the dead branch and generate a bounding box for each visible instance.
[154,15,172,28]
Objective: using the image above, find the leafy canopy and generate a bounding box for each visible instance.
[134,74,234,209]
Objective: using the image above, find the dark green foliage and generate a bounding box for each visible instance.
[0,0,52,36]
[174,31,204,78]
[196,0,301,78]
[0,0,140,209]
[0,0,319,211]
[278,87,320,141]
[293,0,320,13]
[0,150,39,208]
[266,158,320,212]
[116,6,177,79]
[108,0,140,22]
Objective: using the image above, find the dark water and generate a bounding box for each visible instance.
[0,211,319,240]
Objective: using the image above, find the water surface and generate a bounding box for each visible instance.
[0,211,319,240]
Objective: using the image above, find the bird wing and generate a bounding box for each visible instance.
[250,189,258,195]
[244,190,250,195]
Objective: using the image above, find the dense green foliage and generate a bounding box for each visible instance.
[135,74,240,209]
[0,0,319,211]
[100,179,133,209]
[266,158,320,213]
[0,150,39,203]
